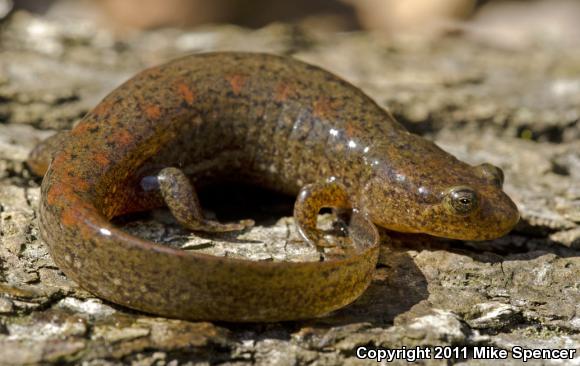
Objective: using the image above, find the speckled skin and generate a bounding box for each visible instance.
[28,52,519,322]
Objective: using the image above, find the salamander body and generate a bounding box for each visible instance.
[28,52,519,321]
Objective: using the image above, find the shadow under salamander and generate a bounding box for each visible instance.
[314,244,429,327]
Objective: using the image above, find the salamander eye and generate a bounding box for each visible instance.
[445,187,479,216]
[477,163,504,188]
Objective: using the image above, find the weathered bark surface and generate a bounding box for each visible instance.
[0,9,578,366]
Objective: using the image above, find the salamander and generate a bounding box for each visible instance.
[27,52,519,322]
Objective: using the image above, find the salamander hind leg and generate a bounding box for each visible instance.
[294,181,378,252]
[157,167,254,232]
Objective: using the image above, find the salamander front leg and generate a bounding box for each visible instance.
[294,181,355,251]
[157,167,254,232]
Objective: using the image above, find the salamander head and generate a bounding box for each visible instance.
[362,137,519,241]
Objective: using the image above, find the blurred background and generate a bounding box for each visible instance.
[3,0,580,47]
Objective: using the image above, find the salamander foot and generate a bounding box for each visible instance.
[157,167,254,232]
[294,181,378,253]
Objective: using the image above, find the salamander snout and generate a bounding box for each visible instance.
[362,162,520,241]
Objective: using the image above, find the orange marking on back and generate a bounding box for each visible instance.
[275,82,293,102]
[47,183,69,205]
[145,105,161,119]
[177,83,196,105]
[62,176,90,192]
[226,74,246,95]
[345,123,358,139]
[93,153,110,168]
[61,208,78,227]
[113,130,134,146]
[47,176,91,206]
